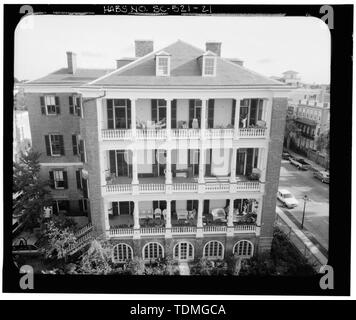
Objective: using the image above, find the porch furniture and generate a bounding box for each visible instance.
[257,120,267,127]
[154,208,162,219]
[211,208,227,222]
[176,210,188,220]
[188,209,196,219]
[162,209,167,220]
[173,168,190,178]
[192,118,199,129]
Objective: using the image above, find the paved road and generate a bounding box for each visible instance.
[278,160,329,251]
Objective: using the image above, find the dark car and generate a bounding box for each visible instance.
[313,170,330,184]
[282,152,292,160]
[289,157,310,170]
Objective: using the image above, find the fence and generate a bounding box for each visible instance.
[275,213,327,272]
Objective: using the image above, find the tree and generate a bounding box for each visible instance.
[284,119,300,149]
[43,220,77,261]
[316,130,330,156]
[13,149,51,230]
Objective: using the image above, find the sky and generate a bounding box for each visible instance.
[15,15,331,84]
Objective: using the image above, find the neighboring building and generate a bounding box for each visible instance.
[22,40,289,261]
[294,99,330,152]
[281,70,301,87]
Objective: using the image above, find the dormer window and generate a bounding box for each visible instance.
[155,51,171,76]
[199,51,217,77]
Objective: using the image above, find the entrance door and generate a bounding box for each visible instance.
[116,151,130,177]
[174,242,194,261]
[236,150,247,175]
[240,100,249,127]
[119,201,134,215]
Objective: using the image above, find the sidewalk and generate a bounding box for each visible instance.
[284,148,328,172]
[276,207,328,267]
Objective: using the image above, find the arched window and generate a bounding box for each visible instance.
[112,243,133,263]
[142,242,164,260]
[173,242,194,261]
[233,240,254,258]
[203,241,224,259]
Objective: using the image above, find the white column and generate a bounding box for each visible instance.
[201,99,207,138]
[227,198,234,227]
[103,199,110,237]
[166,99,171,139]
[256,196,263,236]
[132,148,138,185]
[165,148,172,184]
[166,200,172,228]
[133,200,139,229]
[198,145,205,184]
[234,98,241,139]
[265,98,273,138]
[131,98,137,138]
[230,148,237,183]
[197,199,203,228]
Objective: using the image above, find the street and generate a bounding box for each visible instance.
[278,160,329,252]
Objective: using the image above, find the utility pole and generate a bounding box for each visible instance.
[301,195,309,229]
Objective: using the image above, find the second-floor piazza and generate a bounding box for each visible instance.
[100,97,270,141]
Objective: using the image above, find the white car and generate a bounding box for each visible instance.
[277,189,298,209]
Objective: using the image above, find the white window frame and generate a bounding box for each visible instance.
[113,99,128,129]
[53,170,65,189]
[112,243,133,263]
[142,242,164,260]
[45,95,56,115]
[73,95,83,118]
[203,240,224,260]
[202,56,216,77]
[49,134,62,157]
[156,56,170,76]
[233,240,254,258]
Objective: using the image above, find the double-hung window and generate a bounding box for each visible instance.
[204,57,215,76]
[49,134,62,156]
[157,57,169,76]
[45,96,56,115]
[53,170,65,189]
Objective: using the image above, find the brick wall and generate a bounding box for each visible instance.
[79,99,106,234]
[259,97,288,252]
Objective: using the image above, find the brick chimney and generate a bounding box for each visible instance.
[135,40,154,57]
[205,42,221,56]
[66,51,77,74]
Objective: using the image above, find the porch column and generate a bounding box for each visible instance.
[259,148,267,193]
[234,98,241,139]
[227,198,234,227]
[256,196,263,236]
[166,99,171,140]
[132,148,139,185]
[131,98,137,138]
[198,145,205,184]
[166,200,172,228]
[230,148,237,183]
[165,148,172,184]
[103,199,110,237]
[201,99,207,138]
[197,199,203,228]
[265,98,273,138]
[133,200,140,229]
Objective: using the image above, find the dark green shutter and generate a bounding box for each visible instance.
[76,97,82,117]
[208,99,214,128]
[189,99,195,128]
[49,171,54,189]
[76,170,82,189]
[72,135,78,155]
[69,96,74,114]
[246,148,254,175]
[171,99,177,128]
[109,150,116,174]
[250,99,257,125]
[231,99,236,126]
[151,99,157,123]
[59,135,65,155]
[126,99,131,129]
[63,171,68,189]
[45,135,51,156]
[40,96,46,114]
[82,179,88,198]
[107,100,114,129]
[79,140,85,162]
[55,96,60,114]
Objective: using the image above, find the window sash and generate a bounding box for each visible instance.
[53,170,64,189]
[45,96,56,114]
[50,134,61,156]
[204,58,215,75]
[157,57,168,75]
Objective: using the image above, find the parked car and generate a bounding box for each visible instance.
[313,170,330,184]
[282,151,292,160]
[289,157,310,170]
[211,208,227,221]
[277,189,299,208]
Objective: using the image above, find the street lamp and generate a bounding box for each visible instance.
[301,195,309,229]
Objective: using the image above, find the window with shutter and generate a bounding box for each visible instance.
[171,99,177,128]
[45,135,51,156]
[69,96,74,114]
[59,135,65,155]
[44,95,57,115]
[48,134,62,156]
[55,96,60,114]
[52,170,66,189]
[126,99,131,129]
[188,100,195,128]
[231,99,236,126]
[79,139,86,162]
[40,96,46,115]
[49,171,55,189]
[151,99,158,123]
[107,99,114,129]
[76,170,83,189]
[72,135,78,155]
[208,99,214,128]
[75,96,82,117]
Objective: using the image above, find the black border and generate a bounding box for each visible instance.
[3,4,352,295]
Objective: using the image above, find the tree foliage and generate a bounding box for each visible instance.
[316,130,330,155]
[13,149,51,229]
[284,119,300,149]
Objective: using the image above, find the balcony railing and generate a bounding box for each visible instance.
[140,227,165,235]
[239,127,266,137]
[203,225,227,233]
[233,224,257,233]
[101,127,267,140]
[104,180,261,194]
[109,228,134,237]
[205,128,234,139]
[171,226,197,234]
